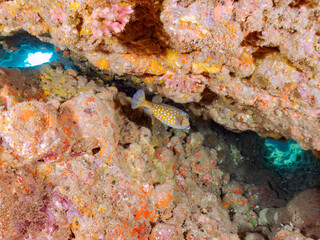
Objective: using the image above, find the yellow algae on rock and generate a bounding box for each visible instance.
[88,53,169,75]
[192,62,221,74]
[38,64,84,99]
[69,1,81,10]
[180,14,209,37]
[165,48,182,69]
[96,57,110,70]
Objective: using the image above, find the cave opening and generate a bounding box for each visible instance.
[0,30,77,69]
[262,138,320,195]
[197,118,320,201]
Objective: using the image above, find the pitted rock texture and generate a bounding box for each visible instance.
[1,0,320,150]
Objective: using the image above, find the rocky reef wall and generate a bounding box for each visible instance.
[1,0,320,239]
[0,64,319,239]
[0,0,320,150]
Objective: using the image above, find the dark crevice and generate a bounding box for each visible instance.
[74,15,84,34]
[241,31,263,47]
[289,0,308,8]
[121,143,131,149]
[237,232,247,239]
[92,147,101,155]
[68,229,75,239]
[252,47,280,60]
[117,2,169,54]
[228,210,235,221]
[199,87,218,106]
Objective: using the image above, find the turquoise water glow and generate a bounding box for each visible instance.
[263,138,319,174]
[0,44,57,68]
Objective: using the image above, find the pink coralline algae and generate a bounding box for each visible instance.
[150,223,183,240]
[0,64,305,239]
[90,5,134,40]
[160,0,243,53]
[214,0,233,22]
[2,1,320,239]
[159,71,205,93]
[51,6,67,23]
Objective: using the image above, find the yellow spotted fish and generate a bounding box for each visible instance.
[132,89,190,129]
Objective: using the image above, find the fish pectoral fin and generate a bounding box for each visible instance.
[175,115,183,126]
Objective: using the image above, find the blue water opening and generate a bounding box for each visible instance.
[0,30,76,69]
[263,138,320,175]
[0,44,57,68]
[0,30,59,68]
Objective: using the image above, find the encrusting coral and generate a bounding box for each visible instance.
[0,66,239,239]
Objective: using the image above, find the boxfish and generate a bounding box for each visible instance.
[131,89,190,130]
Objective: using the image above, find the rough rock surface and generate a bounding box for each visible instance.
[0,167,70,239]
[1,1,320,239]
[286,189,320,231]
[0,0,320,150]
[0,66,242,239]
[0,101,70,163]
[0,64,318,239]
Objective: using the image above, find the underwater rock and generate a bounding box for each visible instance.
[286,188,320,230]
[186,146,219,187]
[185,132,204,155]
[1,1,320,239]
[1,0,320,150]
[258,189,320,238]
[0,100,70,163]
[59,90,119,158]
[153,183,174,213]
[244,232,266,240]
[258,207,288,226]
[304,226,320,239]
[232,210,259,232]
[274,225,314,240]
[0,167,69,239]
[0,68,24,108]
[150,223,183,240]
[223,192,250,213]
[43,153,154,239]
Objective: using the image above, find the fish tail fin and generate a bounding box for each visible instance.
[131,89,148,109]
